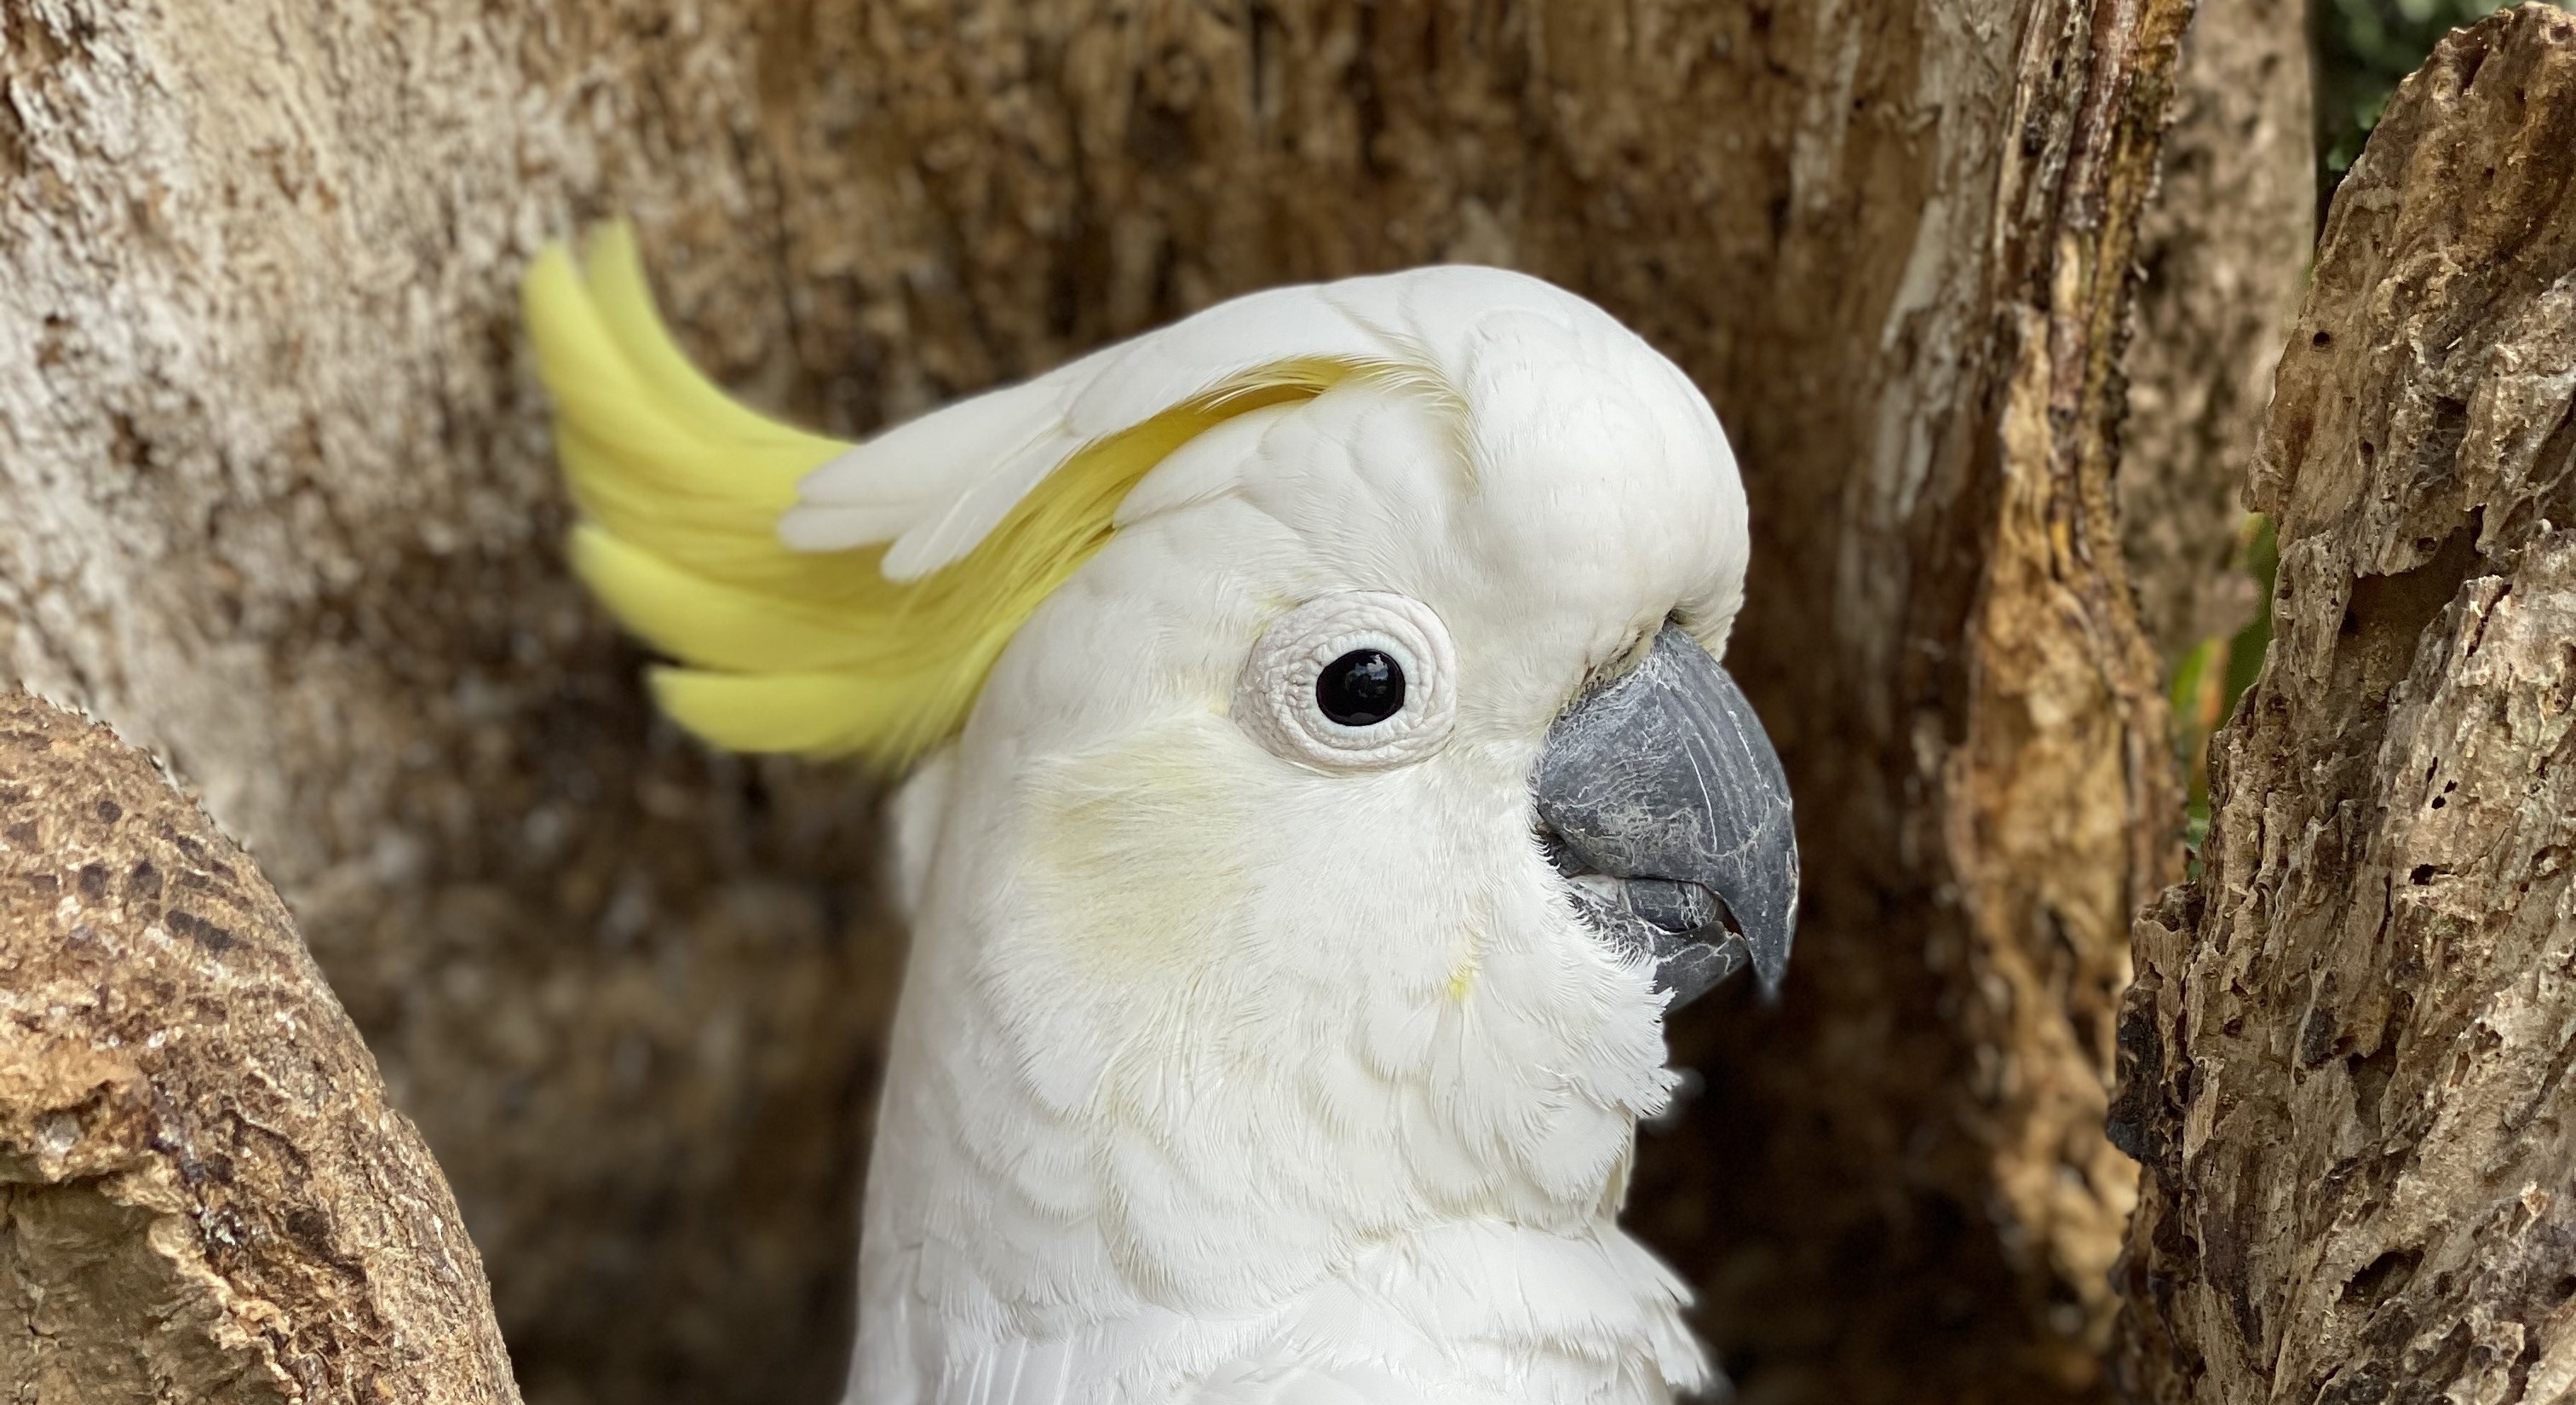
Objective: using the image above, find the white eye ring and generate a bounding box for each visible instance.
[1233,591,1458,772]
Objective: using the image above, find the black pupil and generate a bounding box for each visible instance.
[1316,649,1406,727]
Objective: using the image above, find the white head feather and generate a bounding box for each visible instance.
[842,267,1747,1405]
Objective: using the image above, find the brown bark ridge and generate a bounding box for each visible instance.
[1,7,900,1402]
[2112,7,2576,1401]
[2121,0,2314,659]
[0,689,518,1403]
[0,2,2191,1400]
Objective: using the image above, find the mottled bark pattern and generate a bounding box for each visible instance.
[0,691,519,1404]
[2122,0,2314,658]
[1906,0,2194,1378]
[2113,8,2576,1400]
[0,1,2190,1401]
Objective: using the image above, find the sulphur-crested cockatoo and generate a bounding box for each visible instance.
[526,225,1798,1405]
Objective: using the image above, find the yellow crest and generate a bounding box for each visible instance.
[524,223,1355,769]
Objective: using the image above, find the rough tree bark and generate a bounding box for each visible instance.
[2121,0,2314,660]
[0,2,2199,1401]
[2113,6,2576,1401]
[0,689,518,1403]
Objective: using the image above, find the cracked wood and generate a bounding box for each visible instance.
[2113,9,2576,1401]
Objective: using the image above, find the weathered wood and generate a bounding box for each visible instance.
[0,690,519,1404]
[2122,0,2314,659]
[2113,8,2576,1400]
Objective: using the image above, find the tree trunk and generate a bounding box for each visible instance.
[2112,7,2576,1400]
[0,1,2201,1401]
[2121,0,2314,662]
[0,689,519,1403]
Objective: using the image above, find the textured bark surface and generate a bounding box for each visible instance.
[0,689,518,1404]
[2113,7,2576,1400]
[0,2,2191,1401]
[2121,0,2313,659]
[1,8,906,1402]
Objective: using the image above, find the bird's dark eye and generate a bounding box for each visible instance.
[1315,649,1406,727]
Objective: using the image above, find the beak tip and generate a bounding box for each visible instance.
[1745,911,1796,1001]
[1728,834,1799,1001]
[1752,948,1792,1001]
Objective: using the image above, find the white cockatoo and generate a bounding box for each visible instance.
[526,226,1798,1405]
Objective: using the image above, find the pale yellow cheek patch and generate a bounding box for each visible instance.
[1024,723,1256,977]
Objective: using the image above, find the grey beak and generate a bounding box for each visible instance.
[1535,623,1799,1006]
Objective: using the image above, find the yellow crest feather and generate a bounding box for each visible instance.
[525,222,1355,769]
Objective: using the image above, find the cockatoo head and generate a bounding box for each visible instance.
[531,231,1797,1324]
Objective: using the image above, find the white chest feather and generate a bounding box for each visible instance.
[850,1215,1706,1405]
[847,726,1705,1404]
